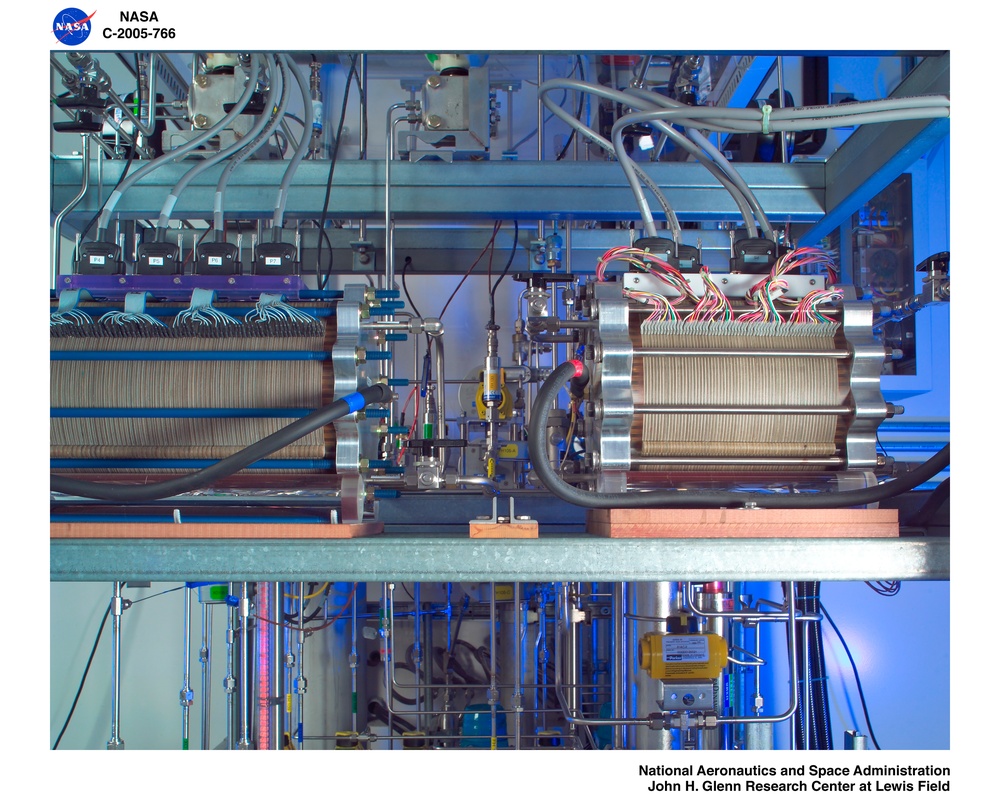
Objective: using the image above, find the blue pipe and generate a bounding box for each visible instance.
[51,351,330,361]
[51,458,334,470]
[52,408,313,419]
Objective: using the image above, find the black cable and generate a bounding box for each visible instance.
[52,600,111,749]
[489,220,519,327]
[819,601,882,750]
[131,585,184,604]
[51,383,392,502]
[865,580,900,596]
[401,256,423,318]
[555,58,586,162]
[315,55,359,290]
[528,361,951,509]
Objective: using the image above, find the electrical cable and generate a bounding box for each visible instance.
[527,361,950,509]
[316,55,359,290]
[555,57,586,161]
[130,585,184,604]
[401,256,423,318]
[818,601,882,750]
[154,54,278,240]
[438,221,502,320]
[538,81,681,242]
[489,220,520,327]
[213,54,291,240]
[270,54,315,237]
[95,54,262,242]
[50,383,393,502]
[52,600,111,749]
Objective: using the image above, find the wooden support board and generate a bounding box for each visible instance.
[586,508,898,538]
[469,522,539,539]
[50,521,383,539]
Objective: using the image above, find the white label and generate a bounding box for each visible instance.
[662,635,709,663]
[265,256,282,266]
[208,256,223,266]
[89,255,106,265]
[148,256,164,266]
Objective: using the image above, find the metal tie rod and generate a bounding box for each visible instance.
[634,404,851,415]
[630,455,846,466]
[633,348,851,358]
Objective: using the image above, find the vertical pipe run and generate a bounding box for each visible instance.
[513,581,523,750]
[238,582,252,749]
[107,581,125,750]
[489,583,498,749]
[200,599,212,750]
[255,581,271,750]
[180,586,193,750]
[776,56,788,165]
[225,582,236,749]
[52,134,91,290]
[295,581,306,749]
[611,582,625,749]
[383,582,394,749]
[413,581,423,728]
[633,582,674,750]
[351,583,359,733]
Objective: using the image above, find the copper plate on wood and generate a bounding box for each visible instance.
[586,508,898,538]
[469,522,540,539]
[50,522,383,539]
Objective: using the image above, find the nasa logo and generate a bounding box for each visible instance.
[52,8,96,45]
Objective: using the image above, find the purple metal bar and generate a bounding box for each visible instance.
[57,274,311,301]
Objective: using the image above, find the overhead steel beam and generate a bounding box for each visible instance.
[800,53,950,246]
[51,159,826,224]
[50,536,948,582]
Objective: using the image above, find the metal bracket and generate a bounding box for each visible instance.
[350,240,374,272]
[471,495,536,526]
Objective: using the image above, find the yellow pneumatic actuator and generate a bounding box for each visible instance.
[639,632,728,680]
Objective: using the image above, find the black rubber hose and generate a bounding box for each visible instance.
[528,361,950,509]
[904,478,950,529]
[50,383,393,502]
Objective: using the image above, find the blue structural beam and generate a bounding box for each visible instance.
[800,53,950,246]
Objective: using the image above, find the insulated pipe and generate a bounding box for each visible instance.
[528,361,949,509]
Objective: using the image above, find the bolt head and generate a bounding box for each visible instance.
[426,115,442,129]
[426,76,441,89]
